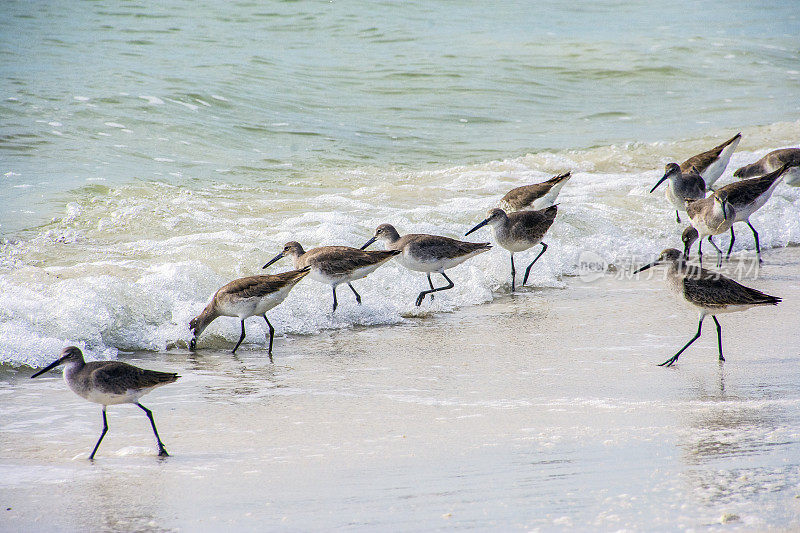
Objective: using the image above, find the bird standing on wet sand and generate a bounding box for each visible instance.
[189,267,311,357]
[360,223,491,306]
[680,132,741,189]
[499,171,571,212]
[634,249,780,367]
[734,148,800,186]
[465,205,557,292]
[263,242,400,312]
[31,346,179,460]
[650,163,707,223]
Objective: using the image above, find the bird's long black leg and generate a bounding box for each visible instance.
[726,226,736,259]
[232,320,246,353]
[89,407,109,460]
[137,403,168,457]
[523,242,548,287]
[416,274,434,306]
[264,315,275,359]
[332,286,338,313]
[660,316,704,367]
[708,236,722,267]
[348,283,362,305]
[698,238,703,266]
[712,316,724,362]
[676,210,681,224]
[746,220,762,263]
[416,272,455,306]
[510,254,516,292]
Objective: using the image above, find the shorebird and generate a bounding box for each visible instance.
[684,191,734,267]
[680,133,741,188]
[263,242,400,312]
[465,205,557,291]
[31,346,179,459]
[715,163,792,261]
[499,171,571,212]
[360,224,491,306]
[634,249,780,367]
[650,163,706,223]
[734,148,800,186]
[681,226,698,260]
[189,267,310,357]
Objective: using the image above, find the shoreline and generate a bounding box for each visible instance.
[2,246,799,530]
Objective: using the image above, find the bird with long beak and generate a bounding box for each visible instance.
[684,191,735,267]
[360,223,490,306]
[263,241,400,312]
[189,267,311,357]
[650,163,707,223]
[633,249,780,367]
[465,205,557,292]
[714,162,793,262]
[31,347,179,460]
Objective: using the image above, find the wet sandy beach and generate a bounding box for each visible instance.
[2,247,799,531]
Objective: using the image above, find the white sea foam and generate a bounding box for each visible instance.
[1,135,799,366]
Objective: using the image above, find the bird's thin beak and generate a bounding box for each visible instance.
[31,355,68,378]
[465,218,489,236]
[649,173,669,193]
[360,236,377,250]
[633,261,657,274]
[262,251,285,269]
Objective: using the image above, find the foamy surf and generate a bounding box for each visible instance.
[2,126,799,366]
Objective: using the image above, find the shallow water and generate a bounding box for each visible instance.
[2,129,800,366]
[2,247,799,530]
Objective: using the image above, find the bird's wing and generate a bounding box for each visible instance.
[89,362,178,395]
[682,268,780,308]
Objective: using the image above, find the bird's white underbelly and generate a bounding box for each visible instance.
[690,215,730,237]
[310,264,383,285]
[398,249,481,272]
[496,234,538,253]
[70,378,150,406]
[217,286,293,319]
[665,187,688,212]
[702,304,756,316]
[734,176,782,222]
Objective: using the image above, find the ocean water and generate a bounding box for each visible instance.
[1,0,800,366]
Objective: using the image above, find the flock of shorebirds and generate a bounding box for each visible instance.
[30,142,798,459]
